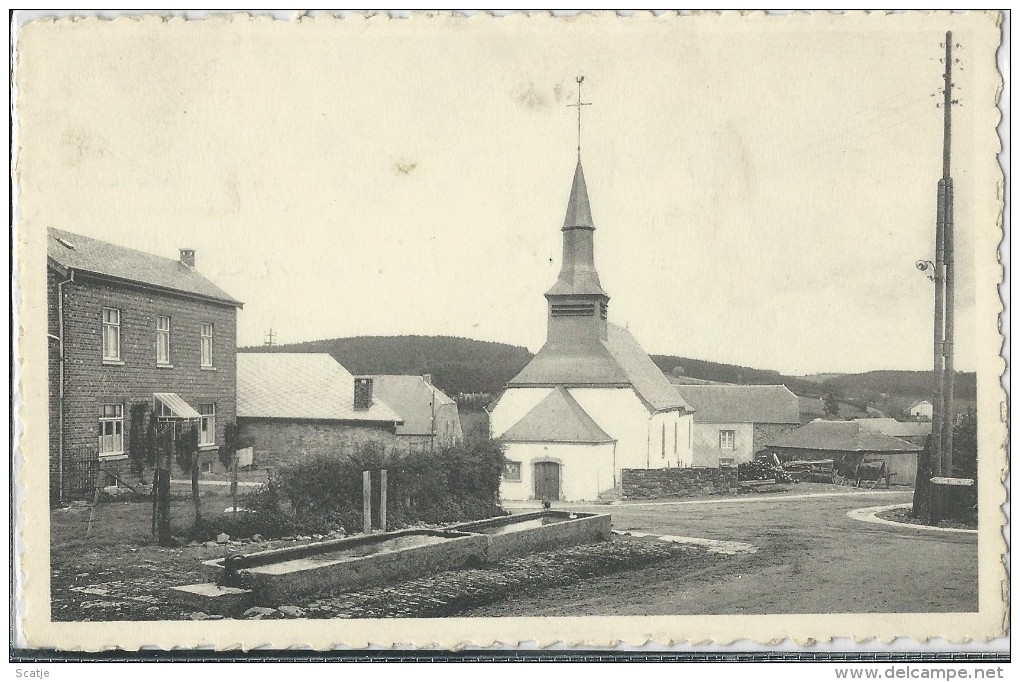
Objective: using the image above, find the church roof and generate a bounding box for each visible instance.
[507,323,691,413]
[769,420,921,453]
[562,159,594,229]
[501,387,614,444]
[675,385,800,424]
[546,160,607,297]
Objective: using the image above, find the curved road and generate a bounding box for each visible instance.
[467,490,978,616]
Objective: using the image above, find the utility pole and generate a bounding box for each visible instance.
[940,31,957,475]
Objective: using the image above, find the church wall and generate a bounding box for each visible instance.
[691,421,755,467]
[488,387,553,438]
[647,409,694,470]
[500,441,616,502]
[567,388,651,476]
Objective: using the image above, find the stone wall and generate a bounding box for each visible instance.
[621,467,739,499]
[752,423,799,455]
[237,418,398,472]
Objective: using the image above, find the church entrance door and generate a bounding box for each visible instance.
[534,461,560,502]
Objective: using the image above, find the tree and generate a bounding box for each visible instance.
[175,422,202,528]
[822,393,841,419]
[127,402,151,483]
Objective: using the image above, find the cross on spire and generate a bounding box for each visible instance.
[567,75,592,159]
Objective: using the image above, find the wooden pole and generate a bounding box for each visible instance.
[231,453,239,522]
[362,470,372,534]
[930,179,946,482]
[940,32,956,475]
[942,178,956,474]
[380,469,388,532]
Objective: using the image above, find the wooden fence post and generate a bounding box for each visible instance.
[380,469,387,532]
[362,470,372,535]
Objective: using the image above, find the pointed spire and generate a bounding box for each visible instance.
[562,160,595,230]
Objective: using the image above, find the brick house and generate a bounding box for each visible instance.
[236,353,403,471]
[48,227,242,501]
[672,384,801,467]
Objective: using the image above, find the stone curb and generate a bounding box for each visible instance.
[846,502,978,535]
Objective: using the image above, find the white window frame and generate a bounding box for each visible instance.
[504,460,522,482]
[156,315,171,365]
[719,429,736,450]
[198,403,216,446]
[102,307,121,361]
[99,404,125,456]
[200,322,214,367]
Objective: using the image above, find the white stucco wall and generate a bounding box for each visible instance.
[567,388,650,474]
[500,441,616,502]
[692,421,755,467]
[488,387,553,438]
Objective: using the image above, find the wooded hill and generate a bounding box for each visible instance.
[240,335,975,404]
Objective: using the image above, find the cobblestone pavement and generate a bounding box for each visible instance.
[303,539,709,619]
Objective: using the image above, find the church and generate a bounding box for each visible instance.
[488,151,695,502]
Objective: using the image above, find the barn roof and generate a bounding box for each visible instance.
[47,227,241,306]
[506,323,690,412]
[770,420,921,453]
[675,384,800,424]
[237,353,402,424]
[501,387,614,444]
[853,418,932,438]
[372,375,456,436]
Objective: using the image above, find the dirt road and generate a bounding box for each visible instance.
[462,490,978,616]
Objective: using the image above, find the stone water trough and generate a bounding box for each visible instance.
[171,510,611,614]
[448,510,612,562]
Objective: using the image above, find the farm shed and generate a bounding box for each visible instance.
[767,419,921,486]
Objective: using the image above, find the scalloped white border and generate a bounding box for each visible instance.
[10,9,1009,652]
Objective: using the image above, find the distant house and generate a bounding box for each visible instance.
[673,385,801,467]
[48,228,242,501]
[853,418,931,447]
[767,419,921,486]
[236,353,403,471]
[909,399,934,420]
[372,374,464,454]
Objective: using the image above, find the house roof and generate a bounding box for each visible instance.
[910,399,933,409]
[769,420,921,453]
[372,375,456,436]
[674,385,801,424]
[47,227,241,306]
[507,323,690,413]
[237,353,402,423]
[853,418,932,438]
[501,387,614,444]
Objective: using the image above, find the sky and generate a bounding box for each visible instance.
[17,13,998,375]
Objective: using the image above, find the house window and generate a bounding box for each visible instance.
[200,323,214,367]
[99,404,124,456]
[504,460,522,482]
[201,461,213,474]
[719,457,735,468]
[156,315,171,365]
[101,308,121,361]
[719,429,736,450]
[198,403,216,446]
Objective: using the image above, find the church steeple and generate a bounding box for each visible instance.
[544,158,610,344]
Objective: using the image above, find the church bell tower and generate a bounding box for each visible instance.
[544,76,609,346]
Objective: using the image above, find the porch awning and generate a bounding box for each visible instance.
[154,392,201,419]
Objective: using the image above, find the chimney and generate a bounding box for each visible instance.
[179,248,196,268]
[422,374,432,386]
[353,377,374,410]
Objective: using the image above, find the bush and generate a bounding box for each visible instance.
[235,439,507,538]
